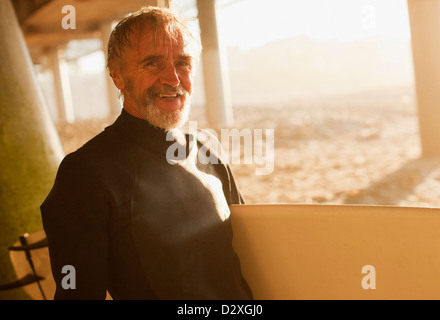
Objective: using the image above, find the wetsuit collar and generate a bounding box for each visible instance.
[109,109,191,157]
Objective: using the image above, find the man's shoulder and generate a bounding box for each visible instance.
[60,124,133,172]
[64,129,110,161]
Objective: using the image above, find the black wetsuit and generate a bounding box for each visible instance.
[41,109,253,300]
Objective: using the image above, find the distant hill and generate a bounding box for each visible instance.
[219,35,415,106]
[38,35,416,121]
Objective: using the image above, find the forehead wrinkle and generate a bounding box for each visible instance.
[127,24,156,55]
[128,24,195,66]
[135,26,177,56]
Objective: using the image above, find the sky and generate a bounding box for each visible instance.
[76,0,412,72]
[216,0,411,50]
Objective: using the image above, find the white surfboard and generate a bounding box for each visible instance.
[230,204,440,300]
[5,203,440,300]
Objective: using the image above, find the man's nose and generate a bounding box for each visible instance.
[160,65,180,87]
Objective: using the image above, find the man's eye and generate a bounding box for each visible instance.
[145,61,158,67]
[177,61,192,69]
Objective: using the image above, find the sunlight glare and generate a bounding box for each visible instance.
[217,0,411,50]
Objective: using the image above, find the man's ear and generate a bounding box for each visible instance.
[109,63,125,91]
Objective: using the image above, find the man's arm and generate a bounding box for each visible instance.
[41,154,110,299]
[221,162,246,205]
[196,129,246,205]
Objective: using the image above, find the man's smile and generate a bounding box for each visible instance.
[158,93,180,98]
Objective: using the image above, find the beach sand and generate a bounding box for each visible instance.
[55,87,440,209]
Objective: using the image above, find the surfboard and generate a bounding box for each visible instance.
[230,204,440,300]
[4,204,440,300]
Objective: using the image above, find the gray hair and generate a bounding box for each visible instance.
[106,6,201,74]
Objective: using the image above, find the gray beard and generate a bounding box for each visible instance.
[129,83,191,130]
[141,94,190,131]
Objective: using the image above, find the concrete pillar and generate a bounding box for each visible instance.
[0,0,64,299]
[48,46,75,123]
[157,0,172,7]
[197,0,234,128]
[100,22,121,115]
[407,0,440,157]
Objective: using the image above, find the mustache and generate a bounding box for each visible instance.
[147,85,188,97]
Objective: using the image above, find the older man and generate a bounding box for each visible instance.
[41,6,253,300]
